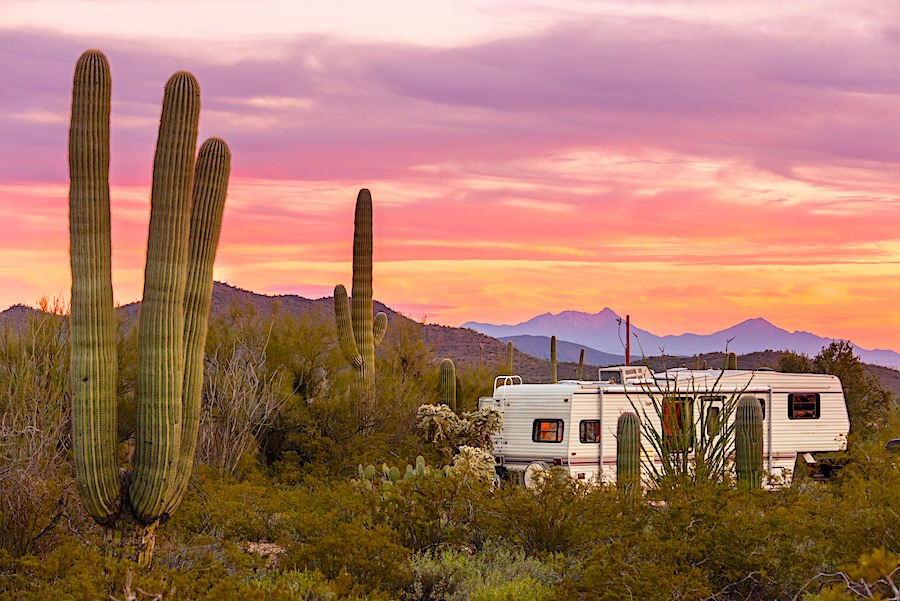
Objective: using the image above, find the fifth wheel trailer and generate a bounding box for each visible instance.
[478,366,850,485]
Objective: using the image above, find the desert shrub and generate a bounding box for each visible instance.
[478,470,593,557]
[405,541,559,601]
[0,304,80,557]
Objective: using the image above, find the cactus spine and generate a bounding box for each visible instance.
[550,335,557,383]
[334,189,387,385]
[616,412,641,495]
[69,50,229,561]
[576,348,585,380]
[735,394,763,490]
[439,358,457,412]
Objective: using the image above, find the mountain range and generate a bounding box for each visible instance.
[463,309,900,369]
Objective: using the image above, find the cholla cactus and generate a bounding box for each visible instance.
[451,446,496,483]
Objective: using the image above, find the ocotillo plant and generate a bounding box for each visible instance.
[334,189,387,385]
[735,394,763,490]
[69,49,230,563]
[576,348,585,380]
[616,412,641,495]
[439,358,457,412]
[550,336,557,383]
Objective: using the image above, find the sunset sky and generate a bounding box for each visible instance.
[2,0,900,352]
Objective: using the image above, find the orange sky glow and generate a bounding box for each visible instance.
[2,0,899,353]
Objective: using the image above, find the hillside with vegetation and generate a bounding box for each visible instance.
[2,297,900,599]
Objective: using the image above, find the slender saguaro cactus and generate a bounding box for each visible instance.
[69,49,230,563]
[735,394,763,490]
[576,348,585,380]
[550,336,558,383]
[334,189,387,385]
[439,358,457,412]
[504,341,514,375]
[616,412,641,495]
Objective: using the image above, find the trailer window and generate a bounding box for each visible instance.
[701,396,724,437]
[788,393,820,419]
[579,420,601,443]
[663,398,693,451]
[599,370,622,384]
[533,419,565,443]
[705,406,721,436]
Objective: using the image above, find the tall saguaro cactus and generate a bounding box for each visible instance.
[69,49,230,563]
[503,341,514,375]
[735,395,763,490]
[616,412,641,495]
[439,358,457,412]
[550,336,558,383]
[334,189,387,385]
[576,348,585,380]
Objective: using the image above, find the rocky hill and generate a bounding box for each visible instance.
[2,282,898,394]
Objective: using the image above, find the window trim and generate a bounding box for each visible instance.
[579,420,602,443]
[532,419,565,443]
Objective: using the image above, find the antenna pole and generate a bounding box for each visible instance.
[625,314,631,366]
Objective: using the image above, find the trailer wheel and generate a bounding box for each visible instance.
[524,462,547,489]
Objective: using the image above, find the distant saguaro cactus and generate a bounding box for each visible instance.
[735,395,763,490]
[576,348,585,380]
[439,358,457,412]
[504,341,513,375]
[334,189,387,385]
[616,412,641,495]
[69,49,230,564]
[550,336,558,383]
[726,352,737,370]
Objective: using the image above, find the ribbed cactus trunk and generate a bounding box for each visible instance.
[616,412,641,495]
[334,189,387,386]
[576,348,585,380]
[165,137,231,515]
[69,49,120,525]
[439,358,457,412]
[505,341,513,375]
[550,336,557,383]
[129,70,200,525]
[69,50,229,564]
[735,394,763,491]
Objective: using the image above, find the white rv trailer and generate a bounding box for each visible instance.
[478,366,850,485]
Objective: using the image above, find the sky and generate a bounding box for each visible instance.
[2,0,900,352]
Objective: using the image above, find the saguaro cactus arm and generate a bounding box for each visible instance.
[165,137,231,516]
[69,49,120,524]
[373,311,388,347]
[334,284,363,368]
[129,71,200,524]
